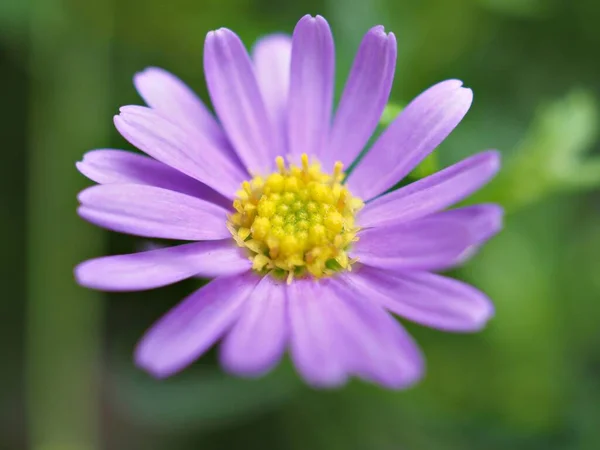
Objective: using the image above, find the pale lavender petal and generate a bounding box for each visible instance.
[433,204,503,267]
[135,272,259,378]
[76,149,229,208]
[204,28,274,173]
[435,204,504,244]
[323,26,396,169]
[75,240,249,292]
[287,15,335,161]
[220,276,288,377]
[347,266,494,332]
[348,79,474,200]
[359,150,500,228]
[133,67,228,150]
[326,278,424,388]
[78,184,230,240]
[288,278,347,387]
[114,105,246,198]
[252,34,292,156]
[352,216,472,271]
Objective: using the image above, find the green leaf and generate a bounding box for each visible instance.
[111,357,301,430]
[0,0,30,41]
[476,0,555,18]
[471,90,599,212]
[379,102,404,127]
[456,200,574,431]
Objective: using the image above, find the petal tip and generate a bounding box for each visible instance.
[115,105,153,127]
[205,28,232,46]
[400,368,426,389]
[430,79,471,100]
[73,261,104,291]
[113,114,131,135]
[460,288,495,332]
[118,104,145,115]
[457,85,474,105]
[134,355,171,380]
[220,356,269,379]
[300,14,317,22]
[314,15,329,24]
[295,15,316,30]
[447,78,465,88]
[210,27,234,40]
[76,186,93,203]
[368,25,388,39]
[471,303,495,331]
[134,341,175,379]
[133,67,166,93]
[387,31,397,45]
[73,262,85,284]
[488,148,502,162]
[484,204,505,235]
[133,66,157,81]
[116,106,133,119]
[364,26,396,54]
[375,357,426,390]
[481,149,502,174]
[297,14,330,30]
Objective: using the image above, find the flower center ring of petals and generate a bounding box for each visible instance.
[228,154,364,282]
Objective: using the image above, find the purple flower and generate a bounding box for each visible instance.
[75,15,502,389]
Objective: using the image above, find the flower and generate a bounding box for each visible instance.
[75,14,502,389]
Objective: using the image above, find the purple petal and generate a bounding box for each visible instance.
[348,79,474,200]
[133,67,229,151]
[326,278,424,388]
[135,272,259,378]
[114,105,246,198]
[432,204,503,267]
[252,34,292,156]
[436,204,503,245]
[78,184,230,240]
[204,28,274,173]
[287,15,335,162]
[76,149,229,208]
[347,266,494,332]
[287,278,347,387]
[220,276,288,377]
[359,150,500,228]
[352,216,472,271]
[323,26,397,169]
[75,240,249,292]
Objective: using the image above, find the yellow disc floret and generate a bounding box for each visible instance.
[228,154,364,283]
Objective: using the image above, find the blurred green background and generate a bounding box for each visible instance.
[2,0,600,449]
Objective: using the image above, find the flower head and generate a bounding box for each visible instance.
[75,15,502,389]
[229,154,363,281]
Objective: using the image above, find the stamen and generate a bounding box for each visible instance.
[336,190,347,211]
[276,156,286,174]
[227,156,363,281]
[301,153,310,172]
[333,161,344,183]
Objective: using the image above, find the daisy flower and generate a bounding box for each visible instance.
[75,15,502,389]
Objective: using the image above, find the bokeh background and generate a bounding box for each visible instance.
[2,0,600,449]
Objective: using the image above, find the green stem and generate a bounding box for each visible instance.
[26,2,113,449]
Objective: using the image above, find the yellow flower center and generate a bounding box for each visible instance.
[228,154,364,283]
